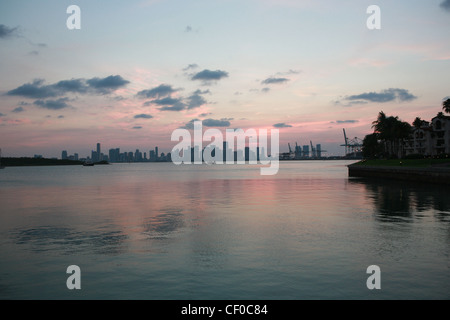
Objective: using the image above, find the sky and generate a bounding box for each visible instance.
[1,0,449,158]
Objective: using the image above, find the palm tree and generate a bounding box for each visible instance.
[443,98,450,114]
[371,111,411,158]
[437,111,445,119]
[412,117,423,129]
[372,111,388,139]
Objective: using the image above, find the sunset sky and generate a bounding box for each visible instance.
[1,0,450,158]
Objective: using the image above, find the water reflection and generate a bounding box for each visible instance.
[1,163,449,299]
[349,177,450,222]
[12,225,128,255]
[142,208,185,239]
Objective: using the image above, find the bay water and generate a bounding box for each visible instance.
[0,160,448,299]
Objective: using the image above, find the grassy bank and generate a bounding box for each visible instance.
[352,158,450,168]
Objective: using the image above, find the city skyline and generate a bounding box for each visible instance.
[1,1,450,158]
[60,142,168,162]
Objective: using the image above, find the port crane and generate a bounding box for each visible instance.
[340,129,362,157]
[310,141,315,158]
[285,141,327,159]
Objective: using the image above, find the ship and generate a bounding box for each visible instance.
[82,160,94,166]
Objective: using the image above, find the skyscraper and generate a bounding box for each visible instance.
[96,143,101,159]
[149,150,155,162]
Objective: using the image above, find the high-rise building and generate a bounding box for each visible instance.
[61,150,68,160]
[91,150,98,162]
[97,143,101,159]
[302,145,309,158]
[149,150,155,162]
[109,148,119,162]
[316,144,322,158]
[223,141,228,162]
[155,146,159,160]
[135,149,143,162]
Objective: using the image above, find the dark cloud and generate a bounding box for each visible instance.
[7,76,129,99]
[261,87,270,93]
[33,98,71,110]
[199,112,212,117]
[159,104,186,112]
[57,115,64,119]
[143,88,208,111]
[335,120,359,124]
[185,26,193,32]
[55,79,89,94]
[261,77,289,85]
[183,64,199,71]
[193,89,210,95]
[441,0,450,11]
[181,118,231,129]
[134,114,153,119]
[343,88,417,103]
[86,75,130,94]
[136,84,179,99]
[152,97,187,111]
[152,97,183,106]
[334,100,368,107]
[273,123,292,128]
[12,107,25,113]
[203,118,231,127]
[0,113,5,117]
[181,119,198,130]
[7,79,59,99]
[132,126,142,129]
[0,24,19,39]
[186,92,207,109]
[191,69,229,83]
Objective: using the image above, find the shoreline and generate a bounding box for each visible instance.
[0,157,111,167]
[348,163,450,185]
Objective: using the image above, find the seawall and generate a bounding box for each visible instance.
[348,164,450,185]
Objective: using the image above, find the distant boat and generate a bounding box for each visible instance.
[82,160,94,166]
[0,148,5,169]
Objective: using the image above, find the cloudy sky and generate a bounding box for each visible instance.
[1,0,449,157]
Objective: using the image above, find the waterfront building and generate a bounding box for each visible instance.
[404,114,450,156]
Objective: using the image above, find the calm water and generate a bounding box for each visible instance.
[0,161,449,300]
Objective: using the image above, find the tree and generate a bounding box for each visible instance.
[371,111,412,158]
[443,98,450,114]
[371,111,387,139]
[412,117,426,129]
[437,111,445,119]
[362,133,382,159]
